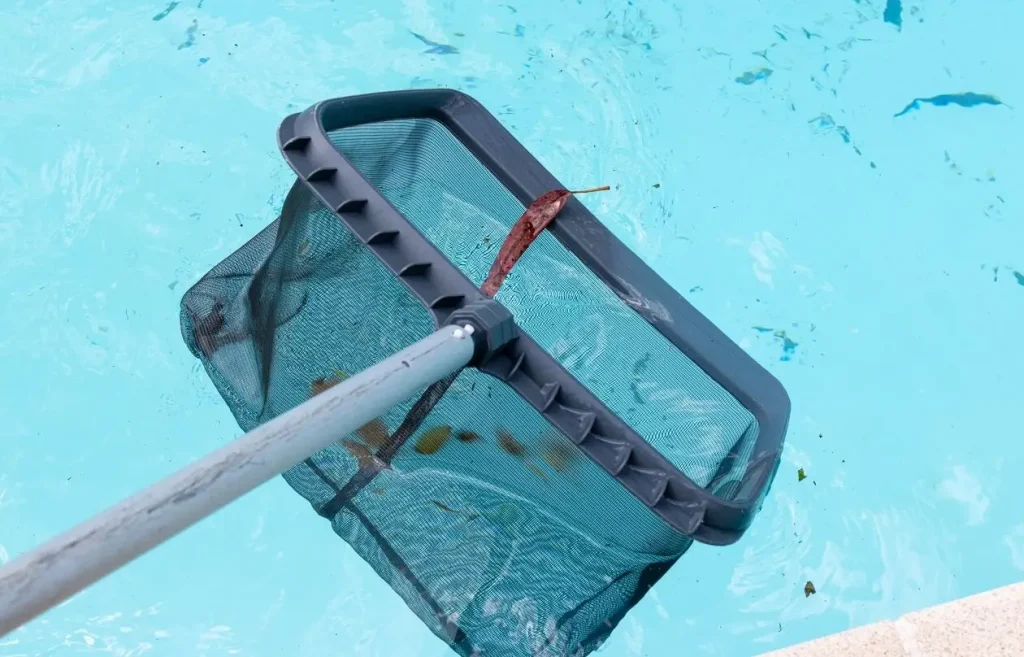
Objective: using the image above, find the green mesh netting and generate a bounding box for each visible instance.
[327,118,759,494]
[180,118,761,655]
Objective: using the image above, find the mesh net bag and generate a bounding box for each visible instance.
[180,90,789,656]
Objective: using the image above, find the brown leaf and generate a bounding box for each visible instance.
[193,303,256,358]
[804,581,816,597]
[542,442,575,473]
[341,439,377,470]
[481,186,609,296]
[356,418,390,449]
[414,426,452,454]
[456,430,481,442]
[311,370,348,397]
[311,377,340,397]
[312,372,390,449]
[496,428,527,458]
[526,463,549,481]
[192,303,226,359]
[431,500,479,520]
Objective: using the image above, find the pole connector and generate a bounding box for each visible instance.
[445,299,517,366]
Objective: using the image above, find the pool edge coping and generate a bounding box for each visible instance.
[755,579,1024,656]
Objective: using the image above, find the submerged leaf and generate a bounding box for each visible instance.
[804,581,816,597]
[542,441,576,473]
[313,372,389,450]
[341,439,377,470]
[526,463,549,481]
[797,467,807,482]
[481,186,609,296]
[415,425,453,454]
[192,302,226,359]
[356,418,390,449]
[456,430,481,443]
[311,370,348,397]
[496,429,527,458]
[431,500,480,520]
[191,302,252,358]
[310,377,339,397]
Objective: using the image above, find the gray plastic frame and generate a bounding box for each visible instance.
[276,89,790,545]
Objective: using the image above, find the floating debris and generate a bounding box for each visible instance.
[410,31,459,55]
[630,353,651,405]
[456,430,481,442]
[310,377,338,396]
[804,581,816,597]
[982,265,1024,286]
[798,468,807,482]
[735,68,773,85]
[415,426,452,454]
[497,428,527,458]
[341,439,377,470]
[883,0,902,29]
[431,500,479,520]
[152,1,180,21]
[312,372,389,449]
[809,113,860,153]
[310,370,348,397]
[753,326,799,362]
[481,186,608,297]
[356,418,390,449]
[178,19,198,50]
[526,463,549,481]
[542,442,574,472]
[894,93,1004,118]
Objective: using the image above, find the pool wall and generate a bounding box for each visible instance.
[757,580,1024,656]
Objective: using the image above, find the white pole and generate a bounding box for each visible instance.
[0,325,476,638]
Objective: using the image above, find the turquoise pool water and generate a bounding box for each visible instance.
[1,1,1020,655]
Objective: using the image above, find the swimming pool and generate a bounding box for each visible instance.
[0,0,1020,655]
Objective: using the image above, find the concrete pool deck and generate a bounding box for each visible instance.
[757,581,1024,657]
